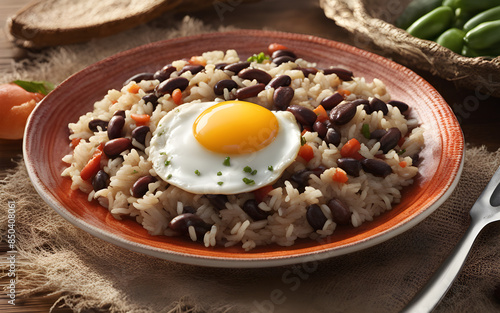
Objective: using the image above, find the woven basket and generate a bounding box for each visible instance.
[320,0,500,98]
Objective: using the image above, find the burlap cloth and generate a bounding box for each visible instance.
[2,16,500,313]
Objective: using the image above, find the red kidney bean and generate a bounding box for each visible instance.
[113,110,126,118]
[320,92,344,110]
[206,194,228,211]
[337,158,362,177]
[351,99,370,113]
[131,175,157,198]
[370,129,387,141]
[327,198,351,225]
[88,119,108,132]
[107,115,125,139]
[388,100,409,113]
[142,93,159,108]
[370,97,389,115]
[266,74,292,89]
[224,61,250,74]
[235,83,265,99]
[238,68,272,84]
[214,79,239,95]
[313,120,328,138]
[168,213,211,241]
[131,125,150,145]
[242,199,270,221]
[92,170,109,192]
[325,127,341,146]
[215,63,228,70]
[323,68,353,81]
[272,55,295,65]
[273,86,294,110]
[329,101,358,125]
[379,127,401,153]
[155,77,189,96]
[153,65,176,82]
[306,204,327,231]
[123,72,154,86]
[103,138,132,158]
[272,49,297,60]
[286,105,317,126]
[361,159,392,177]
[300,67,318,78]
[178,64,204,76]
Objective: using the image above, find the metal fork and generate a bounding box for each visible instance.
[402,165,500,313]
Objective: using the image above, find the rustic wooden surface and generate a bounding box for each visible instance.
[1,0,500,312]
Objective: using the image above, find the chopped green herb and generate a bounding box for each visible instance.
[132,170,138,174]
[158,131,164,136]
[242,177,255,185]
[160,152,167,155]
[268,165,274,171]
[223,157,231,166]
[301,136,307,146]
[167,174,172,179]
[251,169,257,175]
[12,80,55,96]
[398,149,406,155]
[243,166,253,173]
[361,124,371,139]
[217,181,224,186]
[195,170,201,176]
[247,52,270,63]
[164,159,171,166]
[217,171,222,176]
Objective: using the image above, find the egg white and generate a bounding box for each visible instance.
[148,101,301,194]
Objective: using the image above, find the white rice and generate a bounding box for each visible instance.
[62,49,424,251]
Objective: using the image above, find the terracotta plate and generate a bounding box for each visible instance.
[23,30,464,268]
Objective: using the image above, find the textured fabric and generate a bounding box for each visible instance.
[2,16,500,313]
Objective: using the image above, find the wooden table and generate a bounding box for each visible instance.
[1,0,500,312]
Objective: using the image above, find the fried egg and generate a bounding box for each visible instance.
[148,100,301,194]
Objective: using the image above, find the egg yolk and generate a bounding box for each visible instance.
[193,101,279,154]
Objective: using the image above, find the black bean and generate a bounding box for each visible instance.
[155,77,189,96]
[131,175,157,198]
[379,127,401,154]
[88,119,108,132]
[351,99,370,113]
[306,204,328,231]
[273,55,295,65]
[238,68,272,84]
[370,97,389,115]
[235,83,265,99]
[291,169,314,186]
[103,138,132,158]
[286,105,317,126]
[266,74,292,89]
[178,64,204,76]
[411,153,420,166]
[242,199,270,221]
[327,199,351,225]
[153,65,176,82]
[214,79,239,95]
[300,67,318,78]
[215,63,228,70]
[92,170,109,192]
[320,93,344,110]
[224,61,251,74]
[273,86,294,110]
[107,115,125,139]
[323,68,353,81]
[142,93,159,108]
[272,49,297,59]
[337,158,362,177]
[113,110,126,118]
[329,101,358,125]
[131,125,150,145]
[168,213,211,241]
[123,72,154,86]
[388,100,409,113]
[361,159,392,177]
[313,120,328,138]
[206,194,228,211]
[370,129,387,140]
[182,206,197,214]
[325,127,341,146]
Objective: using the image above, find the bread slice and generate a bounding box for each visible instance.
[8,0,183,47]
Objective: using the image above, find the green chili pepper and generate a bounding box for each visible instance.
[464,20,500,50]
[445,0,500,12]
[453,8,476,29]
[462,44,500,58]
[395,0,443,29]
[436,28,466,54]
[406,6,454,40]
[463,5,500,32]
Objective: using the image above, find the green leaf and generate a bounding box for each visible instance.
[12,80,55,95]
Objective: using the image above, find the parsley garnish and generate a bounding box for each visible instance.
[223,157,231,166]
[217,181,224,186]
[195,170,201,176]
[268,165,274,171]
[164,159,171,166]
[167,174,172,179]
[247,52,270,63]
[398,149,406,155]
[361,124,371,139]
[301,136,307,146]
[243,166,252,173]
[242,177,255,185]
[217,171,222,176]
